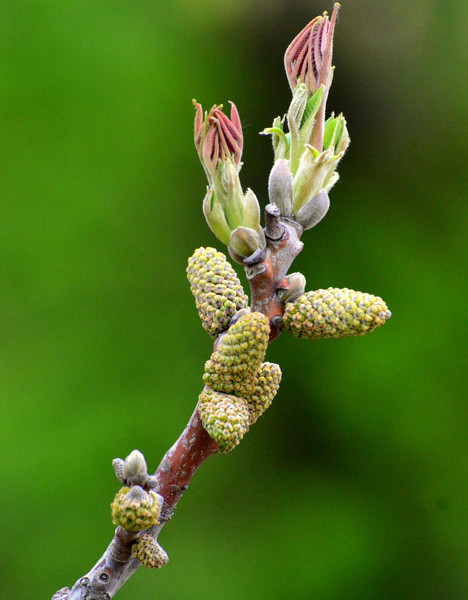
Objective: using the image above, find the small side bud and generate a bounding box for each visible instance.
[229,226,264,259]
[111,486,163,532]
[268,159,293,216]
[112,458,126,485]
[294,190,330,231]
[203,187,232,246]
[198,389,250,453]
[242,188,261,231]
[283,288,391,339]
[123,450,148,486]
[277,272,307,304]
[132,534,169,569]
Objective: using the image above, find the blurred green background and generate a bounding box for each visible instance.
[1,1,467,599]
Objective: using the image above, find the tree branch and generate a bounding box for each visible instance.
[57,211,301,600]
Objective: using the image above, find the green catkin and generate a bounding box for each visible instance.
[203,312,270,397]
[283,287,391,339]
[132,534,169,569]
[245,362,282,424]
[198,388,251,453]
[111,487,162,532]
[187,247,248,336]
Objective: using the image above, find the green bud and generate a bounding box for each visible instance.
[187,247,248,336]
[245,362,282,424]
[132,534,169,569]
[111,486,163,532]
[229,226,264,259]
[283,288,391,339]
[294,189,330,231]
[122,450,148,486]
[219,160,244,229]
[324,113,350,155]
[198,388,250,453]
[268,159,293,216]
[292,145,341,214]
[242,188,261,231]
[202,187,232,246]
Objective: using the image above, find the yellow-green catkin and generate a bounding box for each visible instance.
[203,312,270,397]
[245,362,282,424]
[198,388,250,453]
[132,534,169,569]
[111,487,162,532]
[187,247,248,336]
[283,288,391,339]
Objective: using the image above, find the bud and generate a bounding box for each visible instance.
[268,159,293,216]
[242,188,261,231]
[283,288,391,339]
[277,272,306,304]
[284,4,340,151]
[111,486,163,532]
[202,187,232,246]
[284,4,340,96]
[203,312,270,398]
[292,145,342,214]
[229,226,265,259]
[122,450,148,486]
[294,189,330,231]
[324,114,350,155]
[194,100,243,172]
[187,247,248,336]
[132,534,169,569]
[194,100,262,248]
[198,388,250,453]
[245,362,282,425]
[112,458,126,484]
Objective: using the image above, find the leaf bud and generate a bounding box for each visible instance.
[268,159,293,216]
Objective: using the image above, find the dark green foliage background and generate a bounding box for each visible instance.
[1,1,466,598]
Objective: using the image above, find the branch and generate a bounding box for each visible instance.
[55,211,302,600]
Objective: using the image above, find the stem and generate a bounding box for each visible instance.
[59,209,303,600]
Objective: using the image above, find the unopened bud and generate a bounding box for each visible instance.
[123,450,148,486]
[268,159,293,216]
[229,226,264,259]
[294,190,330,231]
[277,272,307,304]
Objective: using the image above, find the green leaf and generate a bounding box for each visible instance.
[300,87,324,128]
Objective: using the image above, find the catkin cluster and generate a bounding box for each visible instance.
[198,312,281,453]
